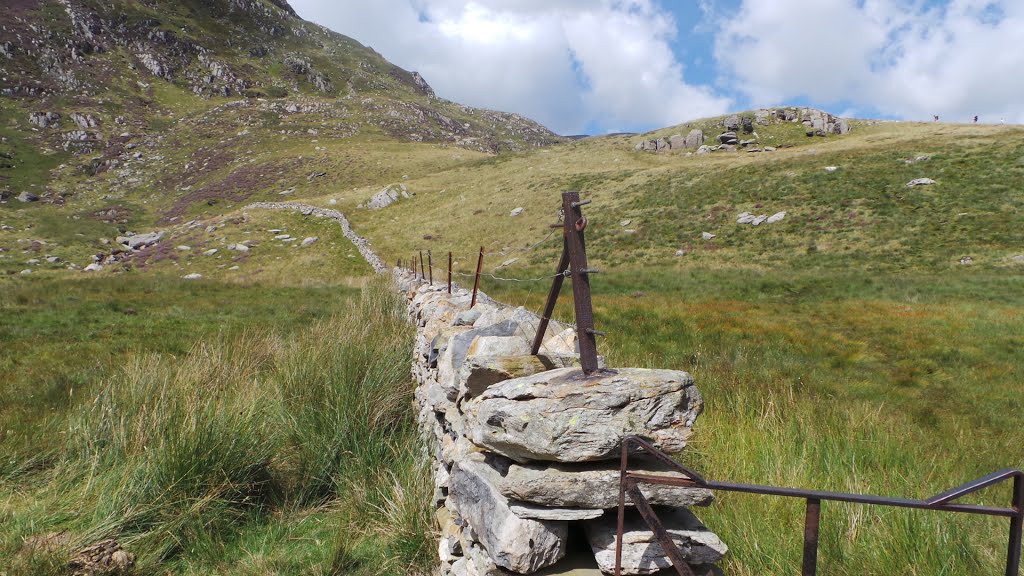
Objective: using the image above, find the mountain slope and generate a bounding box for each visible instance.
[0,0,560,202]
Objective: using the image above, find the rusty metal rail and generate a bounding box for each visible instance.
[616,435,1023,576]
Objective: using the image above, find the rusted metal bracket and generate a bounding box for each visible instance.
[624,480,696,576]
[616,435,1024,576]
[530,241,569,356]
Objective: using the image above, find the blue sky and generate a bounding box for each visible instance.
[289,0,1024,135]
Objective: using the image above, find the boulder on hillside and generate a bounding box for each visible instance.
[116,231,164,250]
[668,134,685,150]
[366,183,412,210]
[723,114,740,131]
[684,129,704,149]
[29,112,61,128]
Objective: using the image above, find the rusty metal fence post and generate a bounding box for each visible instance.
[803,498,822,576]
[563,191,599,374]
[427,249,433,285]
[471,246,484,308]
[447,251,452,294]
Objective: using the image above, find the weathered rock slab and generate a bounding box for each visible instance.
[464,367,702,463]
[449,459,568,574]
[458,354,578,403]
[498,458,714,509]
[585,508,727,575]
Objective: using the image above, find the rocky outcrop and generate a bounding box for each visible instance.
[29,112,62,129]
[736,211,786,226]
[283,54,332,92]
[398,270,724,575]
[636,108,850,154]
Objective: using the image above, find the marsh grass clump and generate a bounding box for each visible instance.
[0,278,432,575]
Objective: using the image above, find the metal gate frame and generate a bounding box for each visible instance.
[616,435,1023,576]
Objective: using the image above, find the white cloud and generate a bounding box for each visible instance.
[715,0,1024,123]
[288,0,731,133]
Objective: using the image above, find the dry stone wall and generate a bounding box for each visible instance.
[395,270,727,576]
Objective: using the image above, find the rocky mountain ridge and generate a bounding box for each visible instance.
[0,0,563,214]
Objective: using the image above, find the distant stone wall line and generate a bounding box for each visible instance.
[244,202,387,273]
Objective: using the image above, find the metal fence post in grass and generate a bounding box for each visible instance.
[448,251,452,294]
[419,250,425,281]
[471,246,484,308]
[803,499,822,576]
[427,249,433,285]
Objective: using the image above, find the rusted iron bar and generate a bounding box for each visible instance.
[447,251,452,294]
[530,241,569,355]
[625,480,696,576]
[615,435,628,576]
[562,191,598,374]
[802,498,821,576]
[427,250,433,285]
[419,250,425,281]
[929,468,1024,505]
[628,474,1020,517]
[471,246,484,308]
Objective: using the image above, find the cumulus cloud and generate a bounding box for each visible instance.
[288,0,731,134]
[715,0,1024,123]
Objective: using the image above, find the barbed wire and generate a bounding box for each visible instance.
[448,268,570,283]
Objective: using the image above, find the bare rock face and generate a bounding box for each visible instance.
[464,367,703,463]
[449,458,568,574]
[585,508,727,575]
[497,458,714,509]
[684,129,704,149]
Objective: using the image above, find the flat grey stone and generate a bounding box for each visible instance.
[508,501,604,521]
[464,367,703,463]
[498,458,714,509]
